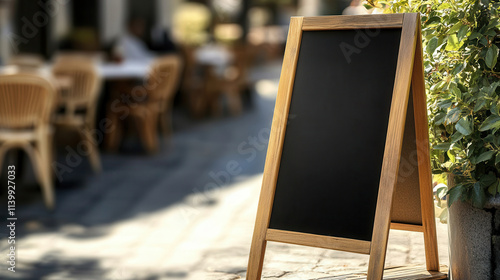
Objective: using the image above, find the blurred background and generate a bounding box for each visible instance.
[0,1,436,280]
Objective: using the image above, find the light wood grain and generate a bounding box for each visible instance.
[411,17,440,272]
[266,229,371,254]
[390,222,423,232]
[367,13,419,280]
[246,16,304,280]
[302,14,404,30]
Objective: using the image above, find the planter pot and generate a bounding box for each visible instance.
[448,176,500,279]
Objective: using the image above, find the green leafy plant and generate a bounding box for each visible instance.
[368,0,500,208]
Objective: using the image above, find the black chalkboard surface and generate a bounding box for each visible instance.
[268,29,401,241]
[247,14,442,280]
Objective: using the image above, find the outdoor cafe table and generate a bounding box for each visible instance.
[191,45,234,116]
[98,60,151,80]
[97,60,153,150]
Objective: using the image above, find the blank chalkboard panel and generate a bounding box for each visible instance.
[268,29,402,241]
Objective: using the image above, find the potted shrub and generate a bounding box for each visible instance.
[368,0,500,278]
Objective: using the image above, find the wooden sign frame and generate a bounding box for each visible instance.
[247,13,441,279]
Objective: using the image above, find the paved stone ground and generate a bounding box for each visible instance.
[0,62,448,280]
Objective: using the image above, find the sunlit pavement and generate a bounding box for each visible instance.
[0,61,448,280]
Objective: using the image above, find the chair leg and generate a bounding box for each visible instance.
[135,114,159,153]
[47,130,56,182]
[34,137,55,210]
[158,112,172,137]
[80,127,102,174]
[104,110,122,152]
[209,92,222,117]
[226,89,243,116]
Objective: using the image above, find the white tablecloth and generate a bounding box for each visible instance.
[98,60,152,79]
[195,45,232,66]
[195,45,233,76]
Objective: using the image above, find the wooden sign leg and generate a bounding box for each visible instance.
[412,20,440,272]
[367,13,419,280]
[247,233,267,279]
[247,16,304,280]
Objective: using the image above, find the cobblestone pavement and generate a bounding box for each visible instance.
[0,62,448,279]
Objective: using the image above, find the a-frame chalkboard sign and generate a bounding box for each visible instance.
[247,13,445,279]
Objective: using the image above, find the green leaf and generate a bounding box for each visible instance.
[447,184,465,207]
[485,134,496,143]
[486,82,500,96]
[438,99,453,109]
[487,179,499,195]
[480,36,489,46]
[487,18,499,29]
[474,98,487,112]
[486,29,497,37]
[469,31,482,40]
[449,22,464,34]
[455,118,473,136]
[480,172,497,187]
[458,82,467,93]
[435,112,446,125]
[476,150,495,163]
[468,142,480,158]
[446,34,463,51]
[450,84,462,99]
[438,2,451,9]
[426,37,439,57]
[491,101,500,115]
[450,131,464,143]
[437,186,448,199]
[495,153,500,165]
[432,80,447,92]
[457,25,469,41]
[452,63,465,75]
[446,107,461,123]
[426,16,441,26]
[434,143,451,150]
[447,150,456,162]
[485,45,499,69]
[479,115,500,131]
[471,182,486,208]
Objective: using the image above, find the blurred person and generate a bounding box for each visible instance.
[116,17,154,61]
[342,0,368,15]
[148,24,178,54]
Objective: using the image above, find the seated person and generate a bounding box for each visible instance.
[117,17,154,61]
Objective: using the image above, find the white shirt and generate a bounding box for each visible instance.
[118,33,154,61]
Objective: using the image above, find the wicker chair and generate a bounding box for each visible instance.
[148,55,183,138]
[52,58,102,172]
[220,44,252,116]
[0,72,56,209]
[106,55,183,153]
